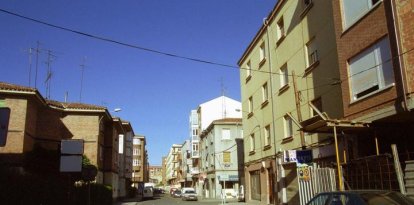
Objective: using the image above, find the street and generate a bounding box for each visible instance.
[116,195,243,205]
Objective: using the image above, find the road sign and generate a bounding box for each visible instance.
[0,108,11,147]
[60,155,82,172]
[61,139,84,154]
[298,165,311,182]
[297,149,313,164]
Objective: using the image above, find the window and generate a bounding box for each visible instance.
[280,64,288,88]
[260,42,266,63]
[349,37,394,100]
[248,96,253,114]
[262,82,268,102]
[250,134,255,152]
[306,38,318,67]
[222,128,231,140]
[133,148,139,155]
[246,60,251,78]
[223,151,231,163]
[342,0,382,28]
[133,138,140,145]
[283,115,293,138]
[264,125,271,146]
[192,128,198,136]
[133,159,139,166]
[276,17,285,42]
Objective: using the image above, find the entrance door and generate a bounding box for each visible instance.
[250,170,261,200]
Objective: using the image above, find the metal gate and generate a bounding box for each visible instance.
[298,166,337,205]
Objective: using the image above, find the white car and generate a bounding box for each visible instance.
[143,186,154,199]
[181,190,198,201]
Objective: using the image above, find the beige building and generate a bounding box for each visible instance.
[149,165,163,185]
[132,135,148,186]
[165,144,182,188]
[238,1,342,204]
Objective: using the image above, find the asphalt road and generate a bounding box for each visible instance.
[116,194,224,205]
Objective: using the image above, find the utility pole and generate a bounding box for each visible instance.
[292,70,306,149]
[79,57,86,103]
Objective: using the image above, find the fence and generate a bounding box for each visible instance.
[298,166,337,205]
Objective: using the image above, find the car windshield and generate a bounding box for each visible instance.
[185,190,195,194]
[359,192,414,205]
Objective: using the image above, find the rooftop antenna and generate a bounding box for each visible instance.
[34,41,41,89]
[220,77,227,119]
[27,48,33,86]
[44,49,57,99]
[79,57,86,102]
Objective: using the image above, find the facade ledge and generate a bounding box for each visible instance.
[278,84,290,95]
[263,145,272,151]
[247,112,254,119]
[276,35,286,47]
[304,60,320,76]
[261,100,269,109]
[249,151,256,156]
[300,1,314,19]
[281,136,293,144]
[259,58,266,68]
[245,75,252,84]
[349,83,395,105]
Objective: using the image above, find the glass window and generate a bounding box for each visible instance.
[246,61,251,77]
[311,97,323,117]
[284,115,293,138]
[248,96,253,113]
[223,151,231,163]
[250,134,255,151]
[280,64,288,87]
[264,125,271,146]
[306,38,318,66]
[222,128,231,140]
[260,42,266,62]
[349,37,394,100]
[277,17,285,41]
[342,0,382,28]
[262,82,268,102]
[307,194,330,205]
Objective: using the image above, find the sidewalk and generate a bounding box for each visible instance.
[199,197,259,205]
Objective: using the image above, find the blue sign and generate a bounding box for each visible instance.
[296,149,313,164]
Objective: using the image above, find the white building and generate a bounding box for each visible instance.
[190,96,242,195]
[165,144,182,188]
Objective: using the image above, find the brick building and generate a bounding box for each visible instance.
[0,81,136,200]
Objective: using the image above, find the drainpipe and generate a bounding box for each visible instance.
[390,0,409,111]
[264,17,279,205]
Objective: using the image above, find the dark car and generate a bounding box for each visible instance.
[306,190,414,205]
[181,190,198,201]
[172,190,182,198]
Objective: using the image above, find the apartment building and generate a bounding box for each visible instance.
[190,96,242,194]
[199,118,243,199]
[165,144,182,188]
[132,135,147,186]
[181,139,192,187]
[330,0,414,192]
[238,0,342,204]
[149,165,163,185]
[0,81,135,200]
[162,156,167,186]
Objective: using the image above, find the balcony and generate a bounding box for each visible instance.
[190,167,200,175]
[192,150,199,158]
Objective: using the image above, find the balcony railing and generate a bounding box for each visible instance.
[192,151,199,158]
[190,167,199,175]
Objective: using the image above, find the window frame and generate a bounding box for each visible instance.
[264,125,271,146]
[250,134,255,152]
[341,0,382,29]
[280,64,289,88]
[262,82,268,103]
[348,37,394,101]
[276,17,285,43]
[283,115,293,139]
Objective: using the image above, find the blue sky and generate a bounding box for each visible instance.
[0,0,276,165]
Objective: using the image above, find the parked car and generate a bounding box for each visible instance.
[172,190,182,198]
[306,190,414,205]
[181,189,198,201]
[143,186,154,199]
